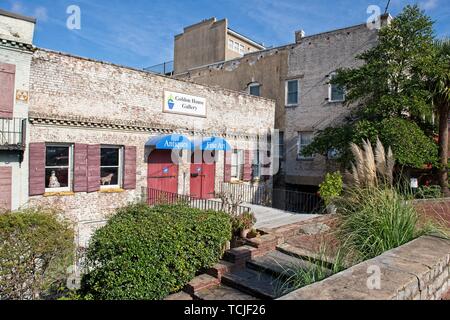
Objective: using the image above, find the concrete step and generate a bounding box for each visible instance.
[221,268,292,299]
[194,284,259,301]
[276,243,335,270]
[246,251,318,280]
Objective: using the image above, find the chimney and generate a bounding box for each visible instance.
[295,30,306,43]
[380,13,393,27]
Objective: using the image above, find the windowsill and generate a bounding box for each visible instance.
[99,188,125,194]
[44,191,75,197]
[297,158,314,162]
[328,100,345,104]
[285,104,298,108]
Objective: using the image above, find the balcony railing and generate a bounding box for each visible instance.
[144,61,174,76]
[0,118,26,151]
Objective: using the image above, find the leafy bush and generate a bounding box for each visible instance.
[336,188,436,261]
[0,208,75,300]
[80,203,232,300]
[319,172,344,206]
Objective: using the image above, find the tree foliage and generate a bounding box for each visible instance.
[304,5,439,169]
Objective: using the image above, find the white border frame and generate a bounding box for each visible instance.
[285,79,300,107]
[100,145,124,190]
[328,72,346,103]
[45,144,73,193]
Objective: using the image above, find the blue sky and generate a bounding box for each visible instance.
[0,0,448,69]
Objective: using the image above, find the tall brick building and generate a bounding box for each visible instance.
[173,16,392,190]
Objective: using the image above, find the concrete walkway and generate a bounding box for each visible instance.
[247,204,319,229]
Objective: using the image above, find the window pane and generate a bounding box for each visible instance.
[331,84,345,101]
[228,39,233,50]
[101,148,119,166]
[288,92,298,104]
[46,168,69,189]
[46,146,69,167]
[101,167,119,186]
[250,85,260,96]
[288,80,298,93]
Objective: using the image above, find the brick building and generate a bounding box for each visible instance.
[173,16,392,190]
[0,10,276,246]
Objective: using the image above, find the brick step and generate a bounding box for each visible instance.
[223,245,258,265]
[221,268,292,299]
[276,243,336,270]
[246,251,322,280]
[206,260,236,280]
[184,274,220,295]
[194,284,259,301]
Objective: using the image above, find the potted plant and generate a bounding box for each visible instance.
[232,212,257,239]
[319,172,343,214]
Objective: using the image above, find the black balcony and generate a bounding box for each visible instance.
[0,118,26,151]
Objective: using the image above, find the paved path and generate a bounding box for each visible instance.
[247,204,320,229]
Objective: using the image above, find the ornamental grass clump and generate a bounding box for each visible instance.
[336,187,437,262]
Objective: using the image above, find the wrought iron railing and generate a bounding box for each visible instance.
[220,182,325,214]
[144,61,174,76]
[142,187,251,215]
[0,118,26,150]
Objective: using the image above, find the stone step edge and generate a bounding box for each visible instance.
[220,273,277,300]
[276,243,337,270]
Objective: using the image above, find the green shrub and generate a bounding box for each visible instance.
[336,188,435,261]
[319,172,344,206]
[0,208,75,300]
[80,203,232,300]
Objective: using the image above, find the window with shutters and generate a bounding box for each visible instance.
[100,146,123,188]
[45,144,73,192]
[252,149,261,180]
[231,149,244,181]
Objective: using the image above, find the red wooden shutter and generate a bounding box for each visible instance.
[224,151,232,183]
[87,145,100,193]
[0,63,16,119]
[74,144,88,192]
[29,143,46,196]
[0,167,12,211]
[123,146,137,190]
[243,150,253,181]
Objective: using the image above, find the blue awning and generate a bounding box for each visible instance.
[146,134,192,150]
[192,137,232,151]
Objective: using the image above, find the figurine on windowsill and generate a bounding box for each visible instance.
[101,173,114,185]
[48,170,61,188]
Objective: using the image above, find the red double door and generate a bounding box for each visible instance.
[148,150,179,204]
[190,152,216,200]
[147,150,216,201]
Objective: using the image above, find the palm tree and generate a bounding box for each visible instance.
[430,39,450,197]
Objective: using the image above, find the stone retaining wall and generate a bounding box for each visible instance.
[280,236,450,300]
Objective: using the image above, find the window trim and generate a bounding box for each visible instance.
[100,145,124,190]
[45,144,73,193]
[248,82,261,96]
[230,149,244,181]
[297,132,314,161]
[285,79,300,107]
[328,72,346,103]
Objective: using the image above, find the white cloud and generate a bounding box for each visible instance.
[421,0,438,10]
